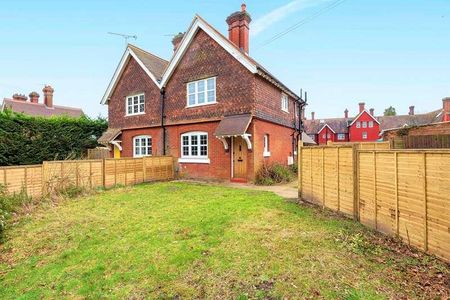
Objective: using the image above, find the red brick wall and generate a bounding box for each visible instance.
[119,127,163,157]
[254,76,297,128]
[164,29,255,125]
[166,121,233,180]
[349,111,380,142]
[252,118,296,174]
[108,57,161,129]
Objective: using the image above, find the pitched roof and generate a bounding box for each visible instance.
[304,118,350,134]
[377,109,442,131]
[128,44,168,81]
[303,109,444,134]
[101,14,301,104]
[1,98,84,118]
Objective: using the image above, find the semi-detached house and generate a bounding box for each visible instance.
[99,4,305,182]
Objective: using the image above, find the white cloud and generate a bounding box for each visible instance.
[251,0,331,37]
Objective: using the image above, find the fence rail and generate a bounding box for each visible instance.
[0,156,175,198]
[299,144,450,262]
[328,141,391,150]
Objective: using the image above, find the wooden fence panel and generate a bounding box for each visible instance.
[300,145,450,261]
[425,153,450,259]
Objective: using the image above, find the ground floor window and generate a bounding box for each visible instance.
[362,132,368,139]
[263,134,270,157]
[179,132,209,163]
[133,135,152,157]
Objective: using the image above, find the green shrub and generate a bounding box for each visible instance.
[255,163,295,185]
[0,110,107,166]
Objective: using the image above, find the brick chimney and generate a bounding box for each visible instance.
[171,32,184,52]
[29,92,40,103]
[311,111,315,120]
[358,102,365,113]
[43,85,54,108]
[443,97,450,122]
[226,3,252,53]
[12,93,27,101]
[344,109,349,118]
[408,105,415,116]
[370,108,374,116]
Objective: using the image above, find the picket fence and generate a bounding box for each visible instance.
[299,144,450,262]
[0,156,175,198]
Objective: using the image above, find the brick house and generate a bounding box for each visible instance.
[99,5,304,182]
[1,85,84,117]
[304,99,448,144]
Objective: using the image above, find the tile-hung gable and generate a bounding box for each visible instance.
[99,4,305,182]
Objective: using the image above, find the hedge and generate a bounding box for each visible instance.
[0,110,108,166]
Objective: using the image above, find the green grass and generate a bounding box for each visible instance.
[0,182,448,299]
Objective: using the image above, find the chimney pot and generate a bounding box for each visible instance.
[344,109,349,119]
[171,32,184,52]
[443,97,450,122]
[358,102,365,113]
[408,105,415,116]
[12,93,28,101]
[29,91,40,103]
[43,85,54,108]
[370,108,374,116]
[311,111,315,120]
[226,4,252,53]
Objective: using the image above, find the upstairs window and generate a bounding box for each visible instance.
[356,121,361,128]
[281,93,289,112]
[337,133,345,140]
[126,94,145,116]
[362,121,367,128]
[133,135,152,157]
[187,77,216,107]
[368,121,374,128]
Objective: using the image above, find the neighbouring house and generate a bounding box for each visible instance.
[99,4,305,182]
[304,98,449,145]
[1,85,84,118]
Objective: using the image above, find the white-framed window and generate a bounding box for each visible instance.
[187,77,216,107]
[126,93,145,116]
[281,93,289,112]
[322,134,326,139]
[362,132,368,139]
[356,121,361,128]
[263,134,270,157]
[368,121,374,128]
[327,133,331,139]
[179,132,210,163]
[133,135,152,157]
[362,121,367,128]
[337,133,345,140]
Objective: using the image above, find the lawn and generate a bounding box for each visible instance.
[0,182,448,299]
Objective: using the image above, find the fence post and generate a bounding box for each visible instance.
[352,144,359,220]
[310,149,313,201]
[394,152,399,235]
[322,147,325,209]
[102,159,106,188]
[298,141,303,200]
[24,166,28,195]
[337,147,340,212]
[373,151,377,230]
[143,157,147,182]
[423,153,428,252]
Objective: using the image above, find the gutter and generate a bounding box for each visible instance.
[160,88,166,155]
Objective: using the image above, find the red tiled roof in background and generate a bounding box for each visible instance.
[1,98,84,118]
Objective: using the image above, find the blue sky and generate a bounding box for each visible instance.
[0,0,449,118]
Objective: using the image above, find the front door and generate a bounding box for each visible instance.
[233,137,247,179]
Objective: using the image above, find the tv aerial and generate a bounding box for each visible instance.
[107,32,137,45]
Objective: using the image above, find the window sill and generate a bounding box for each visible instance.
[263,151,271,157]
[125,112,145,117]
[178,158,210,164]
[281,109,289,113]
[186,102,217,109]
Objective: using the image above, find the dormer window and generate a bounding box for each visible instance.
[126,93,145,116]
[187,77,216,107]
